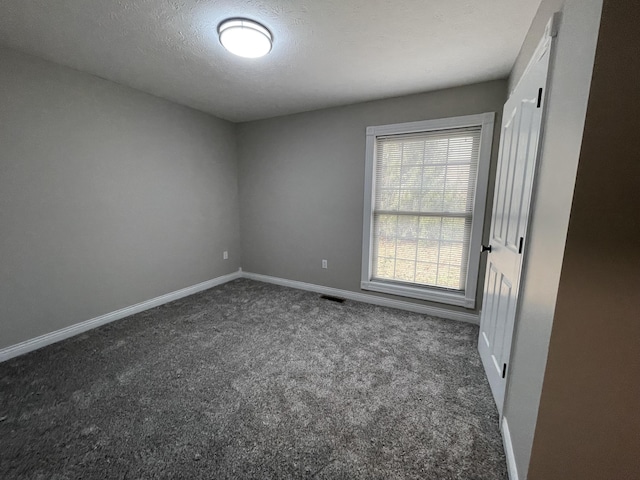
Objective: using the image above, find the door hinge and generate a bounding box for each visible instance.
[537,88,543,108]
[502,363,507,379]
[518,237,524,254]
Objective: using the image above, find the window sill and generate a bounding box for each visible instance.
[361,280,475,309]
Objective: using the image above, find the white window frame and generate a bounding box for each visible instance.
[361,112,495,309]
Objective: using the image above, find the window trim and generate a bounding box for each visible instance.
[360,112,495,309]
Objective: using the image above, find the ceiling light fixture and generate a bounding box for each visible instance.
[218,18,272,59]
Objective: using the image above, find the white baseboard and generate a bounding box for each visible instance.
[502,416,520,480]
[0,269,242,363]
[241,271,479,324]
[1,268,478,363]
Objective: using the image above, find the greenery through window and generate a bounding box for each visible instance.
[372,127,481,291]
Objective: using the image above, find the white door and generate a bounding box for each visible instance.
[478,27,555,413]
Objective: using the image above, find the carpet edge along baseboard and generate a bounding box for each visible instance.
[0,270,479,363]
[0,270,242,363]
[242,272,479,325]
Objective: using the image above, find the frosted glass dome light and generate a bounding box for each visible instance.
[218,19,272,58]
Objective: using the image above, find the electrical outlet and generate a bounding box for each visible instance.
[223,251,228,260]
[322,259,328,269]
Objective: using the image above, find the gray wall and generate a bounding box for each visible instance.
[501,0,603,478]
[528,1,640,477]
[236,80,507,313]
[0,47,241,349]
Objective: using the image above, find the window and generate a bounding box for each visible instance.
[361,113,494,308]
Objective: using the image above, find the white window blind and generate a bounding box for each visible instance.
[372,126,481,291]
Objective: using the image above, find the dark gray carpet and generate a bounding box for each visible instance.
[0,279,507,479]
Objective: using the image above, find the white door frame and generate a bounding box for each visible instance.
[480,13,561,416]
[501,13,561,415]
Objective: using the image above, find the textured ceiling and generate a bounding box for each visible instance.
[0,0,542,122]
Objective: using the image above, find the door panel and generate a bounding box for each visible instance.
[507,101,535,248]
[494,107,518,244]
[482,265,499,346]
[479,43,552,413]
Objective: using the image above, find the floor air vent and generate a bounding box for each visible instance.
[320,295,346,303]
